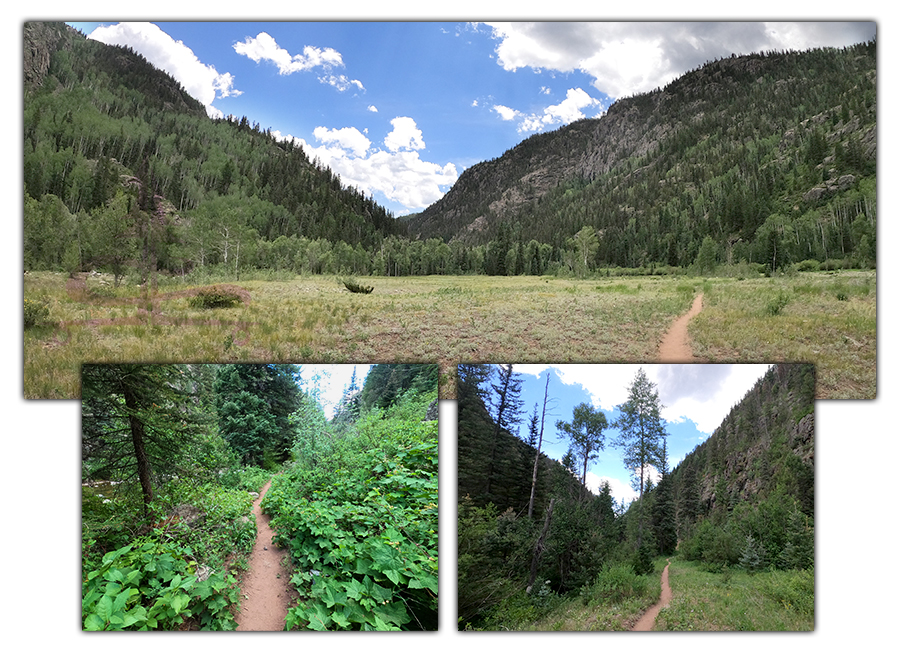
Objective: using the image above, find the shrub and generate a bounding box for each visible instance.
[587,563,649,603]
[794,259,820,272]
[188,285,244,309]
[342,278,374,294]
[24,298,50,328]
[765,291,791,316]
[82,540,239,630]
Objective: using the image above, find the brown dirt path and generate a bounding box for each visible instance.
[658,293,703,362]
[632,560,672,631]
[234,479,294,631]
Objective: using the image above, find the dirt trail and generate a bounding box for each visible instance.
[632,560,672,632]
[658,293,703,362]
[234,480,294,631]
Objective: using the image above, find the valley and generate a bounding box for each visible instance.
[26,269,874,400]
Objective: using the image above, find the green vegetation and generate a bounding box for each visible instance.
[262,386,439,630]
[458,363,814,631]
[26,271,873,400]
[81,362,437,630]
[655,559,814,631]
[689,271,875,398]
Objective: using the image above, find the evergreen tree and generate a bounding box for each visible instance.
[614,368,668,546]
[214,364,301,467]
[81,363,209,517]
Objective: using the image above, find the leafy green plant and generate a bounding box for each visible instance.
[765,291,791,315]
[82,540,239,630]
[262,393,438,630]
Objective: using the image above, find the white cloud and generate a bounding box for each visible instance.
[234,32,344,74]
[368,105,379,113]
[312,126,371,159]
[492,104,519,122]
[88,21,240,118]
[384,117,426,152]
[301,117,457,212]
[493,88,604,133]
[535,363,770,435]
[484,21,875,100]
[233,32,363,93]
[318,74,365,92]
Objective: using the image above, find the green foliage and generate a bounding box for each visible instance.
[586,563,650,603]
[188,285,244,309]
[766,291,791,315]
[262,386,438,630]
[82,540,239,630]
[24,297,51,328]
[739,534,767,573]
[342,278,374,294]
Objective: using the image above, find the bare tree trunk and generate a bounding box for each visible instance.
[527,498,555,593]
[527,373,551,519]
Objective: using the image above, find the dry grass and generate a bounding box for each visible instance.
[688,270,876,398]
[23,270,875,400]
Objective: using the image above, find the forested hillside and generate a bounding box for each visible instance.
[412,41,876,274]
[457,363,815,630]
[24,22,401,279]
[24,23,875,279]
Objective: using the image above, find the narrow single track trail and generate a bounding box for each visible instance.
[234,480,293,631]
[632,560,673,631]
[658,293,703,362]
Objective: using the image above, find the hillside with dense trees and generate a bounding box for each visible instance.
[457,363,815,630]
[24,23,874,279]
[411,41,876,275]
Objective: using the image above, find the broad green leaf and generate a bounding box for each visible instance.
[84,613,105,631]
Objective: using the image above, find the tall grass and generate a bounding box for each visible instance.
[654,558,814,631]
[24,272,695,399]
[24,270,874,399]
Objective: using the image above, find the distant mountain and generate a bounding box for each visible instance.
[408,42,875,270]
[23,21,401,277]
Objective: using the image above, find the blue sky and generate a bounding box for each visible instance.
[64,20,874,216]
[505,363,772,507]
[297,364,370,419]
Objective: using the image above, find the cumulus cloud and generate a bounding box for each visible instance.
[312,126,371,159]
[300,117,457,212]
[526,363,771,436]
[88,22,240,118]
[234,32,362,92]
[384,117,426,152]
[234,32,343,73]
[493,87,604,133]
[484,21,875,100]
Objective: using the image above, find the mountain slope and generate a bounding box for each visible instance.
[409,42,876,269]
[23,20,401,274]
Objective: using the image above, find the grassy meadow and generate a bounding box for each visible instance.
[23,269,875,399]
[654,558,815,631]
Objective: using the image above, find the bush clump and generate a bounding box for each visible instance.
[342,278,374,294]
[24,298,51,328]
[188,286,244,309]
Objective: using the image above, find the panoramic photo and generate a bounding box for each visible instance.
[457,362,815,631]
[80,362,439,631]
[23,21,876,399]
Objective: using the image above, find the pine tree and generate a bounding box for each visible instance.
[614,368,668,546]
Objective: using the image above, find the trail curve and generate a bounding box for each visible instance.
[658,293,703,362]
[632,560,672,632]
